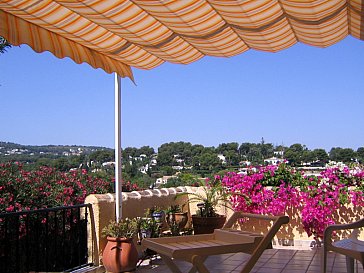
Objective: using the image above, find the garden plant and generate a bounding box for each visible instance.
[221,163,364,243]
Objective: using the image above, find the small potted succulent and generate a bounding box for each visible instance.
[101,218,139,273]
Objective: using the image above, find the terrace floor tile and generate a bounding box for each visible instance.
[134,248,362,273]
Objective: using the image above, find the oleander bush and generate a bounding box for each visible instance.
[0,162,114,212]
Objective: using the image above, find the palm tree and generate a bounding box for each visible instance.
[0,36,11,54]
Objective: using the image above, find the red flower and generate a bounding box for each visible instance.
[5,205,14,212]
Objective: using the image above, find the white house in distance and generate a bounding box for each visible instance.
[239,160,251,167]
[264,157,284,165]
[154,175,177,188]
[102,162,115,168]
[274,150,284,157]
[138,164,149,174]
[217,154,227,164]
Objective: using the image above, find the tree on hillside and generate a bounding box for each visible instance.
[329,147,356,163]
[238,141,275,165]
[191,144,204,156]
[312,149,329,164]
[285,143,306,166]
[216,142,239,154]
[198,152,222,172]
[156,151,173,167]
[301,150,315,163]
[274,145,286,158]
[35,158,53,168]
[157,142,177,167]
[53,157,72,171]
[224,150,240,166]
[357,147,364,163]
[239,143,251,158]
[247,145,263,165]
[90,150,114,163]
[123,147,138,159]
[216,142,239,165]
[160,166,174,176]
[260,143,274,159]
[124,159,138,177]
[138,146,155,157]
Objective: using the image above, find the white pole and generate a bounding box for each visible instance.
[114,73,122,221]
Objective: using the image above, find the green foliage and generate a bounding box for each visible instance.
[130,174,154,189]
[137,216,160,238]
[160,166,175,176]
[1,141,361,185]
[178,177,231,217]
[164,173,201,188]
[124,159,138,177]
[238,142,274,165]
[138,146,155,157]
[102,218,138,238]
[198,152,222,172]
[330,147,356,163]
[165,204,182,214]
[89,150,114,162]
[312,149,329,164]
[163,177,184,188]
[357,147,364,163]
[260,163,305,187]
[178,173,201,186]
[284,144,306,166]
[156,151,174,167]
[216,142,240,165]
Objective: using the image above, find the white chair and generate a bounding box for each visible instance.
[323,218,364,273]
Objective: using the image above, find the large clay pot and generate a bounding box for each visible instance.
[166,212,188,230]
[102,237,138,273]
[192,215,226,234]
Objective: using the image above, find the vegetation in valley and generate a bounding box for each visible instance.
[1,140,363,191]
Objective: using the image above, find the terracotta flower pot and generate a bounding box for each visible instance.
[102,237,138,273]
[192,215,226,234]
[166,212,188,230]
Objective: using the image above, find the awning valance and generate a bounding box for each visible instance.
[1,0,363,79]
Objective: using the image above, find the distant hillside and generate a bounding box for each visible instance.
[0,141,112,162]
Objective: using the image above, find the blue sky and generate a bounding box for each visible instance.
[1,36,363,152]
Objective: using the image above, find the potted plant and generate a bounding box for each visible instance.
[136,215,161,257]
[181,177,231,234]
[147,206,166,227]
[137,215,161,241]
[165,205,188,236]
[101,218,139,273]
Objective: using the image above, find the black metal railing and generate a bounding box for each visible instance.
[0,204,93,273]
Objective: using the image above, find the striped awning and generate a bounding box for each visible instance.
[1,0,363,80]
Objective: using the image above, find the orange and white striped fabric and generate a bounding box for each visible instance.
[0,0,363,79]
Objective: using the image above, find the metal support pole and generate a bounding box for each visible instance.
[114,73,122,221]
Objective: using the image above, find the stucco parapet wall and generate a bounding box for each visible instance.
[126,186,195,199]
[85,187,197,263]
[85,187,364,263]
[85,186,196,202]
